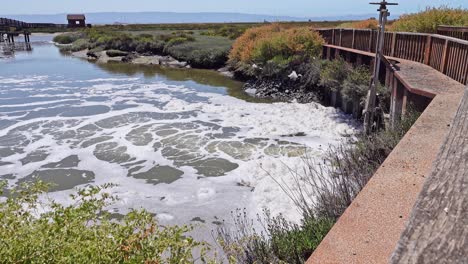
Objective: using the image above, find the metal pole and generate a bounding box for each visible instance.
[364,0,397,134]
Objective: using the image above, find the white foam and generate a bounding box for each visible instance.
[0,73,358,228]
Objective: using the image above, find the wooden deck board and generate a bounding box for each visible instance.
[390,87,468,264]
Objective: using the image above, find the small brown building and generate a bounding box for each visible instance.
[67,14,86,28]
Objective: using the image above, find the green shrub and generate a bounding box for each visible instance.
[0,181,212,263]
[341,65,371,104]
[53,33,83,44]
[319,58,351,92]
[58,38,90,52]
[391,6,468,33]
[217,209,333,264]
[338,19,379,30]
[201,25,249,39]
[297,60,322,90]
[164,35,232,68]
[165,37,192,47]
[158,32,195,43]
[57,27,232,69]
[187,49,229,68]
[229,24,324,75]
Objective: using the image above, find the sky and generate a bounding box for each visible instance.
[1,0,466,17]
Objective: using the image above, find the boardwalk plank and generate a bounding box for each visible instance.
[391,87,468,264]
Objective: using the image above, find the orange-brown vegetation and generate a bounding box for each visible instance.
[229,24,324,69]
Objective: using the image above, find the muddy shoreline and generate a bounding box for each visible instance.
[67,48,313,103]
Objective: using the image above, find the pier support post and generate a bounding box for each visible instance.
[390,80,406,127]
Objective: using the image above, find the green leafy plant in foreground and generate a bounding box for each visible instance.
[0,181,213,264]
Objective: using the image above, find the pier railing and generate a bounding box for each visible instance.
[0,17,67,31]
[437,25,468,41]
[317,28,468,85]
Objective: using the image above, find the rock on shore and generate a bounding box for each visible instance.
[243,79,319,103]
[71,50,191,69]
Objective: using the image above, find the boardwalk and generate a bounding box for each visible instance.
[307,28,468,264]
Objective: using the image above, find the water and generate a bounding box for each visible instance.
[0,35,357,239]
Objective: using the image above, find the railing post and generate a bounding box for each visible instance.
[440,39,449,73]
[331,29,335,45]
[390,32,397,57]
[352,29,356,49]
[339,29,343,46]
[424,35,433,65]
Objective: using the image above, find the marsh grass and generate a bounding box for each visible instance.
[55,28,233,69]
[390,6,468,33]
[216,209,333,264]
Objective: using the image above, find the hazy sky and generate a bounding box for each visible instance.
[2,0,466,17]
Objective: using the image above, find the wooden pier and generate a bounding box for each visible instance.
[0,18,33,52]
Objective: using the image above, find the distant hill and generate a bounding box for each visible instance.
[1,12,387,24]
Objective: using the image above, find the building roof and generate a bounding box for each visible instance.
[67,14,85,20]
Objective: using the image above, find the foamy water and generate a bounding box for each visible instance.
[0,38,358,237]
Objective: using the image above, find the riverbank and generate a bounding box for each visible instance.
[70,47,324,104]
[70,49,192,68]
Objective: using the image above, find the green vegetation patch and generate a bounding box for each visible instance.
[53,32,84,44]
[217,209,334,264]
[0,181,213,263]
[164,35,233,68]
[55,28,233,69]
[391,6,468,33]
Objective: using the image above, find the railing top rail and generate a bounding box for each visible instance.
[432,34,468,45]
[437,25,468,32]
[316,28,374,31]
[316,28,468,45]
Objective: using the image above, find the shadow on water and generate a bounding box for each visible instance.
[92,61,273,103]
